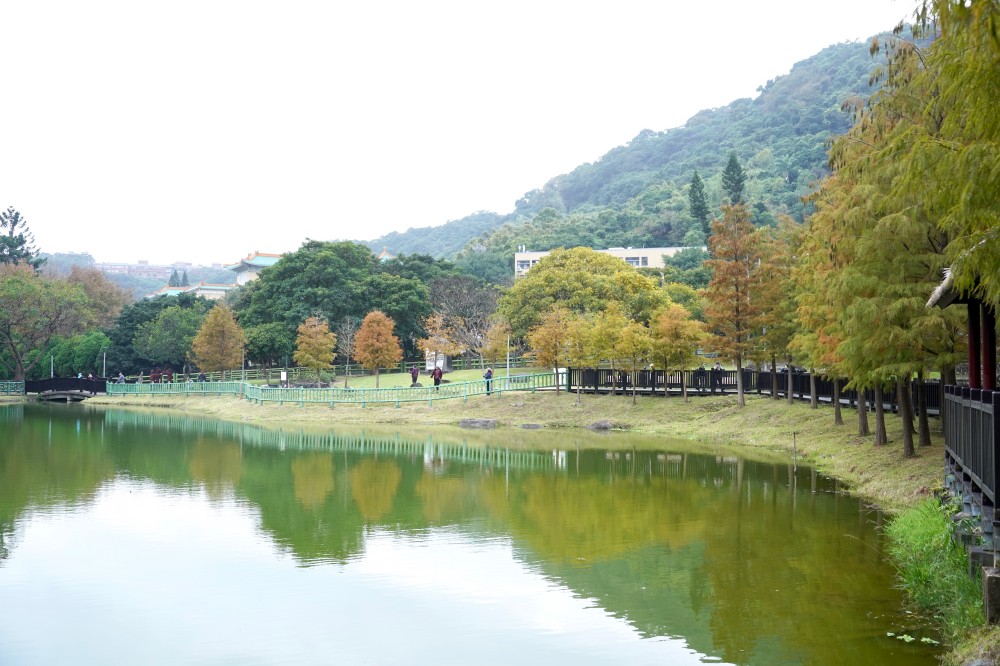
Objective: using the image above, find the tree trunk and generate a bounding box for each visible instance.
[833,378,843,425]
[681,369,689,403]
[736,356,745,408]
[858,391,870,436]
[809,370,818,409]
[874,386,887,446]
[917,372,931,447]
[632,370,637,405]
[786,363,794,405]
[770,353,777,399]
[898,377,916,458]
[375,367,380,389]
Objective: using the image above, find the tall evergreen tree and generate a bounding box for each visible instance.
[168,269,180,287]
[0,207,44,269]
[688,170,710,236]
[181,270,190,287]
[721,152,746,205]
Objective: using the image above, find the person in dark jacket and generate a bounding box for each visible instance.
[432,366,443,390]
[710,362,723,394]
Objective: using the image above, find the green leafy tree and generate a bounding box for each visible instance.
[353,310,403,388]
[0,207,44,270]
[0,263,90,379]
[44,330,112,379]
[168,269,180,287]
[498,247,664,337]
[180,271,190,287]
[245,322,295,370]
[192,303,247,373]
[106,293,207,375]
[132,304,207,370]
[293,316,337,387]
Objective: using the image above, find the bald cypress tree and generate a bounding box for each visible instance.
[705,203,763,407]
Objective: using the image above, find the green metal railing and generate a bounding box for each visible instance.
[244,373,555,407]
[107,373,556,407]
[107,381,245,397]
[0,381,24,395]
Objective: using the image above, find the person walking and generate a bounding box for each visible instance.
[483,367,493,395]
[410,365,419,386]
[710,361,723,395]
[432,365,443,391]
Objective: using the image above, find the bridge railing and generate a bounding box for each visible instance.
[0,380,24,395]
[24,377,107,394]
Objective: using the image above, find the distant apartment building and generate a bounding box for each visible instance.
[513,246,692,278]
[94,260,175,279]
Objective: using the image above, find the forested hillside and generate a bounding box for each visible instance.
[365,37,890,283]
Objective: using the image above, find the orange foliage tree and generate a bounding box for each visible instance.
[353,310,403,388]
[705,203,764,407]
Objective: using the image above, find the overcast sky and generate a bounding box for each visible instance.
[2,0,913,267]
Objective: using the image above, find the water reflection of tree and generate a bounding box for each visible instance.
[291,454,335,509]
[350,459,401,522]
[188,439,243,498]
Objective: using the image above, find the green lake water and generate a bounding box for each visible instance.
[0,403,939,665]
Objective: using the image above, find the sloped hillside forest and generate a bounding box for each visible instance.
[365,37,893,284]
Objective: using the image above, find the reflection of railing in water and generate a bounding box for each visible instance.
[101,409,560,471]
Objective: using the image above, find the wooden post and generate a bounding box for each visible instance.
[984,306,997,391]
[970,301,983,389]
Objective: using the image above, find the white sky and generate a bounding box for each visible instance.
[1,0,913,266]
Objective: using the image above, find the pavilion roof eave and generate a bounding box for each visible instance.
[927,268,972,308]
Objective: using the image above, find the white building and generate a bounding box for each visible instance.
[514,246,693,278]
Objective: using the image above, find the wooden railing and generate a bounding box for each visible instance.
[943,386,1000,506]
[564,367,942,414]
